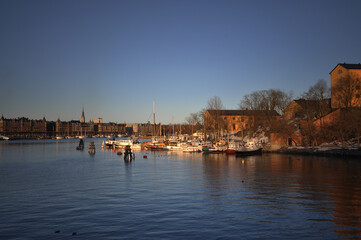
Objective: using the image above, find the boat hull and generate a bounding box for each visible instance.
[235,148,262,156]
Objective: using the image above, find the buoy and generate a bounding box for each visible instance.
[117,151,122,155]
[143,155,147,159]
[55,230,60,234]
[112,149,115,153]
[72,232,77,236]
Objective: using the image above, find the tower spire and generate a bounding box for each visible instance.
[81,106,85,123]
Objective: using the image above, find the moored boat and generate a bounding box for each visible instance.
[235,147,262,156]
[0,135,10,140]
[227,141,262,156]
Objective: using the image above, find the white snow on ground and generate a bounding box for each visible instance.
[286,139,360,151]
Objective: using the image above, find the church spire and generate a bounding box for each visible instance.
[81,106,85,123]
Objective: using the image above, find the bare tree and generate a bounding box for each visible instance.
[204,96,225,140]
[239,89,292,114]
[333,73,361,109]
[207,96,224,110]
[301,79,331,132]
[302,79,330,100]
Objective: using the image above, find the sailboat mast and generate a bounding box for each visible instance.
[153,100,156,137]
[172,116,174,136]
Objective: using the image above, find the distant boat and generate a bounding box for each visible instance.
[0,135,10,140]
[234,147,262,156]
[226,141,262,156]
[56,136,64,140]
[115,139,133,148]
[165,140,183,151]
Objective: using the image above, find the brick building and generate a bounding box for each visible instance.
[204,109,280,134]
[330,63,361,109]
[283,99,331,120]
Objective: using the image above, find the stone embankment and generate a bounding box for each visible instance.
[264,145,361,158]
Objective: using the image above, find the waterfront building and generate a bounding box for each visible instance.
[330,63,361,109]
[90,118,103,124]
[0,116,47,138]
[283,99,331,121]
[204,109,280,135]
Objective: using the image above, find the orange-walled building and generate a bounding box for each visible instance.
[204,109,280,134]
[330,63,361,109]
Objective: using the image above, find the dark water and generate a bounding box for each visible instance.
[0,139,360,239]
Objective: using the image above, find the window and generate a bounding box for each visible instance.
[356,85,360,90]
[233,117,235,120]
[356,94,360,98]
[233,124,236,130]
[338,69,343,74]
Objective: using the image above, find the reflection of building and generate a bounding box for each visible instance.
[330,63,361,109]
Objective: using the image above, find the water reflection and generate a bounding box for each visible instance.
[0,140,360,239]
[201,153,361,238]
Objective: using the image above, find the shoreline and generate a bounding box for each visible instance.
[264,147,361,158]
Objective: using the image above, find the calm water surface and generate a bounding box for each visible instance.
[0,139,360,239]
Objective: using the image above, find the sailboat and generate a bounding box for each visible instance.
[78,127,86,139]
[147,101,165,151]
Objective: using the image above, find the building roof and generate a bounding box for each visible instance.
[330,63,361,74]
[293,98,331,109]
[206,109,280,116]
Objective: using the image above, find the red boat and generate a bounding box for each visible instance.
[225,149,236,154]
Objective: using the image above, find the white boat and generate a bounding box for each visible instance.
[226,141,262,155]
[182,141,203,152]
[56,136,64,139]
[0,135,10,140]
[131,143,142,150]
[115,139,133,148]
[105,139,117,147]
[183,146,202,152]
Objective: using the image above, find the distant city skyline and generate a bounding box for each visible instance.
[1,0,361,123]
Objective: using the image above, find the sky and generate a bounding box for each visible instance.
[1,0,361,123]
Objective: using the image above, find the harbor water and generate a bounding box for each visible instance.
[0,139,360,239]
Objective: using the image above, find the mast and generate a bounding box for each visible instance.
[192,119,194,140]
[153,100,156,137]
[172,116,174,136]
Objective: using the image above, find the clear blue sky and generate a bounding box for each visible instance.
[1,0,361,123]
